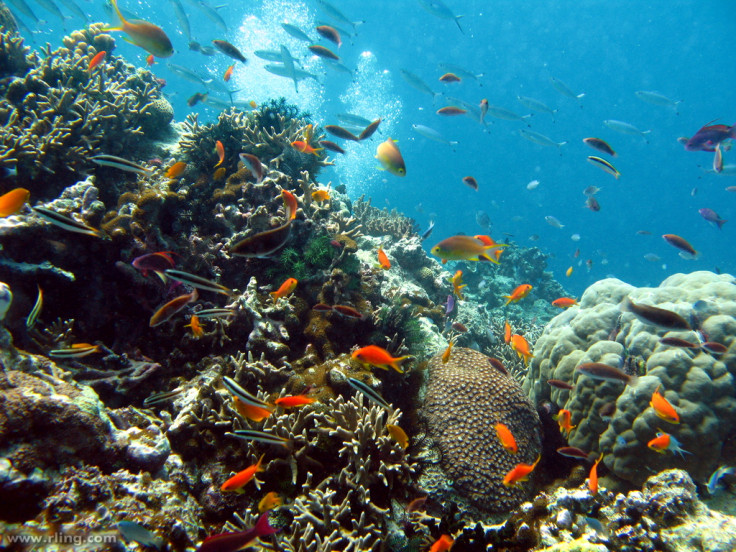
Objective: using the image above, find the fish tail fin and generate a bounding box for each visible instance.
[717,219,727,230]
[454,15,464,34]
[269,291,278,303]
[503,296,512,305]
[109,0,125,25]
[254,512,278,537]
[480,251,501,264]
[391,356,410,373]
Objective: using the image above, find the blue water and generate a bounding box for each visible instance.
[12,0,736,293]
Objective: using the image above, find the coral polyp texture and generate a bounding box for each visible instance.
[420,347,542,513]
[523,271,736,486]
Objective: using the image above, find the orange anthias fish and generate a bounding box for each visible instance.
[273,395,315,408]
[650,386,679,424]
[504,284,532,305]
[221,454,265,493]
[149,289,198,327]
[224,64,234,81]
[552,297,578,308]
[291,140,323,156]
[214,140,225,167]
[429,534,454,552]
[282,189,298,221]
[504,321,512,344]
[473,235,504,261]
[450,270,466,300]
[441,337,455,364]
[495,422,518,454]
[377,248,391,269]
[0,188,30,217]
[234,398,273,422]
[257,492,282,513]
[311,189,330,202]
[352,345,409,374]
[166,161,187,178]
[555,408,576,436]
[146,54,155,66]
[184,314,204,337]
[87,50,106,73]
[386,423,409,449]
[510,334,533,365]
[503,455,541,486]
[647,431,691,457]
[589,453,603,494]
[270,277,297,302]
[104,0,174,58]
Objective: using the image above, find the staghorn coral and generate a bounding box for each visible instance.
[523,271,736,487]
[352,195,419,239]
[0,24,170,190]
[419,347,542,514]
[0,28,36,78]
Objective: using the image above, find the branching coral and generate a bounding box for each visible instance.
[352,195,419,239]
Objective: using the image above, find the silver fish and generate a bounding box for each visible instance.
[336,113,373,127]
[516,95,556,115]
[549,76,584,99]
[544,215,564,228]
[57,0,88,22]
[603,119,651,138]
[7,0,39,23]
[316,0,362,28]
[195,0,226,31]
[518,129,566,147]
[168,0,191,40]
[280,45,299,93]
[411,124,457,145]
[485,104,530,122]
[417,0,464,33]
[634,90,681,111]
[263,64,319,83]
[400,69,437,98]
[281,22,313,42]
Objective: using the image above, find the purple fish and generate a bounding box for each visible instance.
[685,121,736,152]
[197,513,277,552]
[699,208,728,230]
[445,294,455,315]
[132,251,176,279]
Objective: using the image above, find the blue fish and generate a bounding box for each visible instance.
[707,465,735,495]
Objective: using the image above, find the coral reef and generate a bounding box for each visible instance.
[419,347,543,513]
[523,271,736,487]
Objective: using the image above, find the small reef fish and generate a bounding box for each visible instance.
[702,341,728,354]
[406,496,428,514]
[346,377,392,410]
[451,322,468,333]
[319,140,345,154]
[545,215,564,228]
[291,140,323,156]
[212,39,247,62]
[583,137,617,157]
[576,362,637,386]
[565,266,573,277]
[557,446,589,459]
[431,235,505,264]
[312,190,330,202]
[223,64,234,81]
[90,154,151,175]
[274,395,315,408]
[504,284,532,305]
[437,106,467,116]
[660,336,700,349]
[187,92,208,107]
[184,315,204,338]
[332,304,365,319]
[479,98,489,123]
[165,269,232,296]
[685,120,736,152]
[386,423,409,449]
[377,248,391,269]
[196,512,277,552]
[117,521,162,550]
[0,188,29,217]
[223,377,273,411]
[281,22,313,42]
[258,492,282,512]
[149,289,198,327]
[713,143,724,173]
[603,119,651,139]
[527,180,540,190]
[146,54,155,66]
[221,454,265,492]
[87,50,106,73]
[510,334,533,365]
[308,44,339,60]
[104,0,173,58]
[375,138,406,177]
[422,220,435,241]
[230,212,292,258]
[707,465,736,495]
[650,386,679,424]
[411,124,457,146]
[504,321,512,344]
[548,379,574,390]
[132,251,175,280]
[621,297,691,330]
[143,388,184,406]
[441,337,455,364]
[417,0,464,32]
[555,409,576,436]
[662,233,698,259]
[647,432,690,458]
[195,308,235,319]
[32,206,106,239]
[549,76,584,99]
[462,176,479,191]
[239,153,264,183]
[316,24,342,47]
[429,534,454,552]
[589,454,603,494]
[352,345,409,374]
[229,429,291,448]
[213,167,227,181]
[358,119,382,141]
[552,297,577,308]
[439,72,461,82]
[166,161,187,178]
[635,90,681,111]
[26,285,43,329]
[517,95,556,115]
[586,196,601,211]
[400,69,438,98]
[698,208,727,229]
[518,128,566,147]
[503,455,541,486]
[214,140,225,167]
[450,270,466,300]
[495,422,517,454]
[587,156,620,179]
[325,125,360,141]
[270,277,297,302]
[444,294,455,315]
[49,343,103,359]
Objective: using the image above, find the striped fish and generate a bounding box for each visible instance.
[26,285,42,329]
[49,343,102,359]
[143,388,184,406]
[32,206,106,239]
[228,429,291,448]
[222,377,272,410]
[164,269,233,296]
[347,377,392,410]
[90,154,152,175]
[195,308,235,319]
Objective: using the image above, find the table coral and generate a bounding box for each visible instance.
[523,271,736,486]
[420,347,543,513]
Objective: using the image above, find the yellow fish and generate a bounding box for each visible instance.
[386,423,409,449]
[375,138,406,177]
[104,0,174,58]
[431,235,506,264]
[311,189,330,202]
[258,491,283,512]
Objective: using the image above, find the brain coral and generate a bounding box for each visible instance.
[420,347,542,512]
[523,271,736,486]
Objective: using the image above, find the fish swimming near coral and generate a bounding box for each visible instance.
[359,118,382,141]
[502,455,541,486]
[291,140,323,156]
[555,408,576,436]
[239,153,264,183]
[431,235,506,263]
[230,191,295,257]
[258,492,282,512]
[311,189,330,202]
[707,465,736,495]
[196,512,277,552]
[495,422,518,454]
[90,154,152,175]
[352,345,409,373]
[0,188,29,217]
[510,334,533,365]
[576,362,637,385]
[223,377,274,421]
[647,431,690,458]
[184,314,204,337]
[49,343,103,359]
[650,386,679,424]
[450,270,466,300]
[87,50,106,73]
[221,454,265,493]
[32,206,107,239]
[386,423,409,449]
[552,297,578,308]
[504,284,532,305]
[165,269,232,296]
[166,161,187,179]
[149,289,198,327]
[428,534,455,552]
[375,138,406,177]
[588,453,603,494]
[273,395,315,408]
[661,233,698,259]
[377,248,391,269]
[346,377,392,410]
[104,0,174,58]
[26,285,43,330]
[132,251,175,281]
[620,297,691,330]
[228,429,291,448]
[270,277,297,302]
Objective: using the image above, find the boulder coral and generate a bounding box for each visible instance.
[523,271,736,486]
